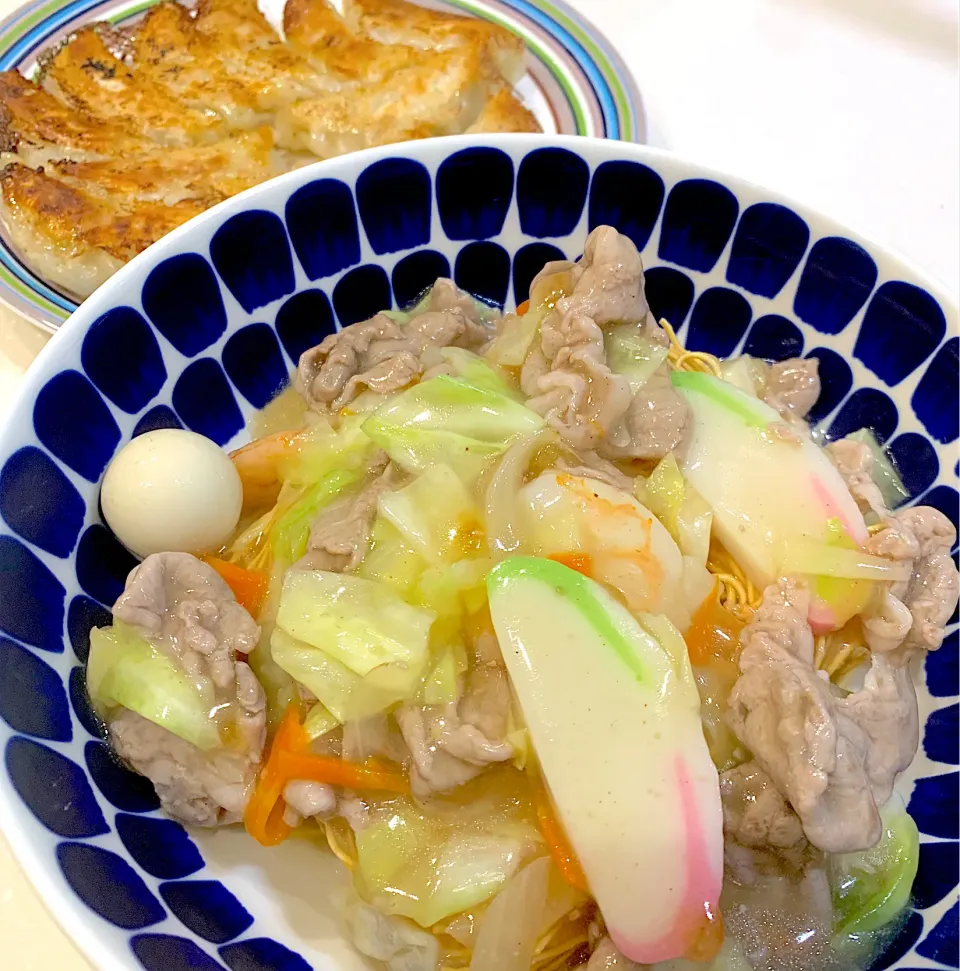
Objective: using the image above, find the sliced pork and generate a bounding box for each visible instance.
[107,552,266,826]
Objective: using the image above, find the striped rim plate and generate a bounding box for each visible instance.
[0,0,645,332]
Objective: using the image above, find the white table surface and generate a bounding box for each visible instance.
[0,0,957,968]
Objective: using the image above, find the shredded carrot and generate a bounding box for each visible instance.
[244,704,409,848]
[535,787,589,893]
[546,551,593,576]
[245,704,305,846]
[277,752,409,794]
[203,556,268,616]
[516,299,531,316]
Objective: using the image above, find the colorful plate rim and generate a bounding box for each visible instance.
[0,0,646,332]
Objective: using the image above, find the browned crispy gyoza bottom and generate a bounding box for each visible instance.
[0,0,539,299]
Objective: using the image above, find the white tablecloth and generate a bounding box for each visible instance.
[0,1,957,967]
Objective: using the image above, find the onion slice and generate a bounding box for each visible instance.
[470,856,550,971]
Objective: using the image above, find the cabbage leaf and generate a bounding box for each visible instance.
[829,796,919,936]
[645,452,713,567]
[278,415,377,488]
[271,469,361,565]
[421,642,468,705]
[357,517,427,594]
[484,306,548,367]
[378,465,484,565]
[607,324,669,392]
[438,347,522,400]
[363,375,544,482]
[354,798,540,927]
[271,629,424,722]
[87,621,219,750]
[276,569,435,677]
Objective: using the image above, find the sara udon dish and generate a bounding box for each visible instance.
[0,136,956,971]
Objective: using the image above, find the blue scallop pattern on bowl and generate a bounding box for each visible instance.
[75,524,137,607]
[587,160,664,252]
[888,433,940,499]
[455,241,510,309]
[871,911,925,970]
[219,938,312,971]
[274,290,336,365]
[829,388,900,444]
[69,666,103,738]
[0,535,64,652]
[804,347,854,425]
[211,212,295,314]
[0,637,71,741]
[658,179,739,272]
[159,881,254,944]
[133,405,183,438]
[512,241,565,305]
[920,486,960,549]
[116,812,204,879]
[453,242,510,307]
[912,336,959,445]
[793,236,878,334]
[222,324,288,410]
[923,704,958,764]
[85,741,160,813]
[132,934,226,971]
[58,841,166,929]
[927,629,958,699]
[913,841,959,909]
[855,281,946,386]
[67,595,112,664]
[685,286,752,356]
[916,903,958,966]
[333,264,392,326]
[393,250,451,309]
[437,148,514,241]
[357,158,432,255]
[142,255,228,357]
[726,203,810,298]
[285,179,360,281]
[645,266,695,328]
[6,737,107,837]
[742,314,805,361]
[82,308,167,414]
[33,370,120,482]
[517,148,589,238]
[0,446,83,557]
[909,773,959,839]
[172,358,244,446]
[0,140,955,971]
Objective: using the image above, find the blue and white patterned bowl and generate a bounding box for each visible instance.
[0,135,956,971]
